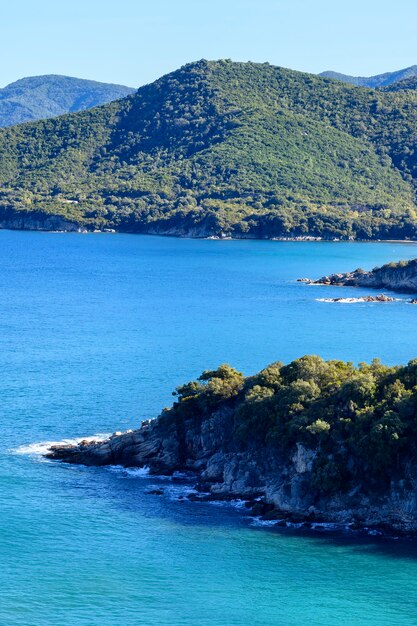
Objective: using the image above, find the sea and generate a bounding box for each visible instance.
[2,231,417,625]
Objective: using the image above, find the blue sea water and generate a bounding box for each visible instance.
[3,231,417,625]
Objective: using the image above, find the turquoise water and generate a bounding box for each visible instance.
[3,232,417,625]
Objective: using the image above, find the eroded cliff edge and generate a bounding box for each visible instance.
[46,357,417,533]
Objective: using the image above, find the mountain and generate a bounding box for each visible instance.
[0,75,135,127]
[1,59,417,239]
[47,355,417,534]
[319,65,417,88]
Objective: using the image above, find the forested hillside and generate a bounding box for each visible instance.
[1,60,417,239]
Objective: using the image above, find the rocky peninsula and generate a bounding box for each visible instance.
[46,357,417,534]
[300,258,417,294]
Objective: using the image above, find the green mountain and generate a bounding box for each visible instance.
[0,75,135,127]
[1,59,417,239]
[319,65,417,88]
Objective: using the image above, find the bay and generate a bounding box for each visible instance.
[2,231,417,625]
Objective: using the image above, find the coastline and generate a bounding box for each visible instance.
[40,353,417,538]
[43,393,417,539]
[36,441,408,538]
[43,432,417,539]
[1,223,417,245]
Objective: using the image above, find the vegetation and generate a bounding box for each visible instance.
[2,60,417,238]
[382,258,417,269]
[0,75,135,128]
[169,355,417,495]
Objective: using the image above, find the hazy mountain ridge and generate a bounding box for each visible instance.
[1,60,417,239]
[0,75,135,127]
[320,65,417,88]
[382,76,417,92]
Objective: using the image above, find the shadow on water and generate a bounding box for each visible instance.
[49,459,417,562]
[262,525,417,561]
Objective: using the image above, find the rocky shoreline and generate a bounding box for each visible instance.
[45,405,417,536]
[299,258,417,294]
[2,216,417,245]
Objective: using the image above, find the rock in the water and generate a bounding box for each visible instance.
[327,294,396,303]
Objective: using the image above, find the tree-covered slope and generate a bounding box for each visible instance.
[1,60,417,239]
[320,65,417,88]
[0,75,135,127]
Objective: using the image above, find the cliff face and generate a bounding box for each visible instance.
[46,407,417,534]
[310,258,417,293]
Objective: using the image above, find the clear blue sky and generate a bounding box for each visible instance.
[2,0,417,88]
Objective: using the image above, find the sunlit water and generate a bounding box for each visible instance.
[2,231,417,625]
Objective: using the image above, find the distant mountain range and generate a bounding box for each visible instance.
[1,60,417,240]
[0,75,136,127]
[320,65,417,89]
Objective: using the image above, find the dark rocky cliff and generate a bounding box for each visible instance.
[46,413,417,533]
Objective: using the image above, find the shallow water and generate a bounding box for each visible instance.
[2,232,417,625]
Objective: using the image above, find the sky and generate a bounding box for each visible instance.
[1,0,417,88]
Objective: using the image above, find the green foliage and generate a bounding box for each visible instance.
[306,419,331,435]
[1,60,417,238]
[169,354,417,495]
[171,363,244,420]
[311,456,347,494]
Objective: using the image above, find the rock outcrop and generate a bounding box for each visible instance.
[300,258,417,294]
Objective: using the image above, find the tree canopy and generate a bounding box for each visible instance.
[167,355,417,495]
